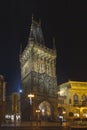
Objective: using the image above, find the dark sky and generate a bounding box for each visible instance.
[0,0,87,94]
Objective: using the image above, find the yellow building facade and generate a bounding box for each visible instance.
[12,93,20,114]
[58,81,87,121]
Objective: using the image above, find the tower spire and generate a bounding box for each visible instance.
[28,16,45,44]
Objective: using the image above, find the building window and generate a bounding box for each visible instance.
[69,112,73,117]
[82,95,86,101]
[69,99,71,104]
[73,94,79,106]
[83,109,87,118]
[82,95,87,106]
[74,109,80,118]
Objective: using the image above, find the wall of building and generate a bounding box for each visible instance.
[0,75,6,124]
[58,81,87,121]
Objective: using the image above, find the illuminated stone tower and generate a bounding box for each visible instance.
[20,17,58,121]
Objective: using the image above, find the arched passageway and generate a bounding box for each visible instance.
[38,101,52,120]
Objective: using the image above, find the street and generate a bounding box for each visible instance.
[0,121,69,130]
[0,126,70,130]
[1,121,87,130]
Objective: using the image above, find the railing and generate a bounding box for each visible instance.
[73,101,87,107]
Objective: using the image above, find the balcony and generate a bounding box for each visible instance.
[73,101,87,107]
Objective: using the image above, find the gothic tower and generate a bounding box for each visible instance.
[20,17,58,121]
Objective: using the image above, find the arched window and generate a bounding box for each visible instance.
[82,95,87,106]
[73,94,78,101]
[82,95,86,101]
[73,94,79,106]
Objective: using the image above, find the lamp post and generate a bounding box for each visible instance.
[28,93,35,105]
[28,93,35,120]
[36,109,41,126]
[36,109,40,120]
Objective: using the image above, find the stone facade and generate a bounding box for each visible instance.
[19,17,58,121]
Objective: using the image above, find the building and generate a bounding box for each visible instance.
[0,75,6,124]
[5,93,21,122]
[58,80,87,121]
[5,95,12,121]
[11,92,21,121]
[19,17,58,121]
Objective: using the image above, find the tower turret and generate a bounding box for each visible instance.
[28,17,45,44]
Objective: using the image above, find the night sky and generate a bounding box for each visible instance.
[0,0,87,95]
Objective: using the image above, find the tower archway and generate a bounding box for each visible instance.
[38,101,51,120]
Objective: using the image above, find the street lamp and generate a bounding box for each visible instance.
[28,93,35,121]
[28,93,35,105]
[36,109,40,119]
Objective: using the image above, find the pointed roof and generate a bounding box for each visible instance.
[28,16,45,44]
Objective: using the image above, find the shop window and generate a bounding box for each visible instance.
[83,109,87,119]
[74,109,80,118]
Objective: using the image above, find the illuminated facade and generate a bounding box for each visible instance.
[58,81,87,120]
[0,75,6,124]
[5,93,21,122]
[11,93,20,115]
[20,17,58,121]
